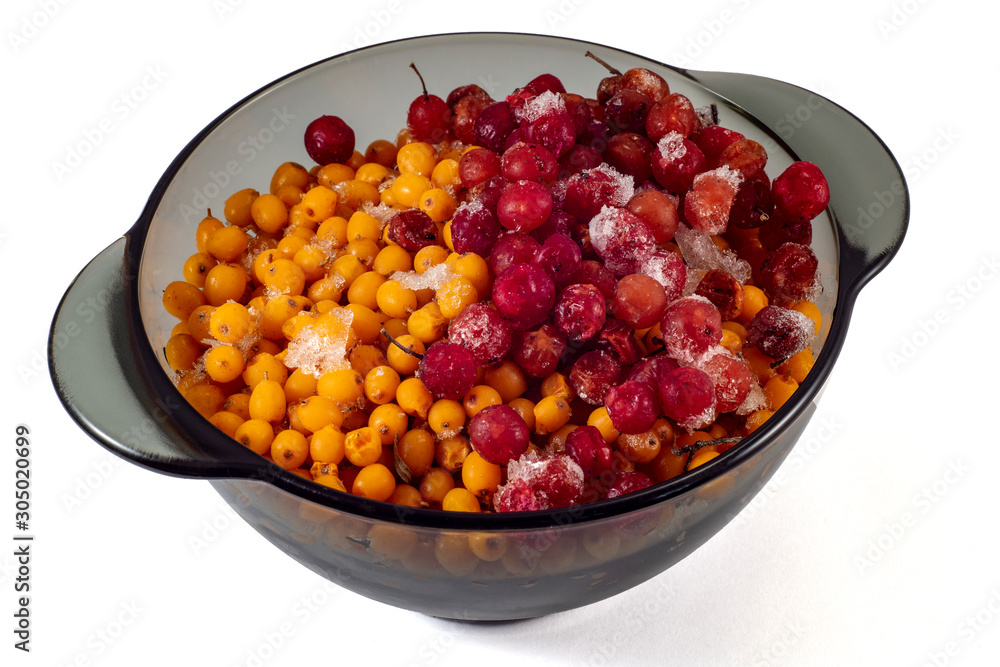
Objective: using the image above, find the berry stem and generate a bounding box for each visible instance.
[674,436,742,456]
[584,51,622,76]
[380,327,424,360]
[409,62,430,100]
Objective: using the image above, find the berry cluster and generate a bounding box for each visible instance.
[162,56,828,514]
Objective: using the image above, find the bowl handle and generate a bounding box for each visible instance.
[49,236,266,480]
[685,69,908,295]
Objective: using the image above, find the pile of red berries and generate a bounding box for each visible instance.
[169,55,829,514]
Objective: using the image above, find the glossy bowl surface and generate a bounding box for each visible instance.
[49,32,907,620]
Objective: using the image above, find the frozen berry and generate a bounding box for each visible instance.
[468,404,530,465]
[416,342,476,400]
[304,115,355,165]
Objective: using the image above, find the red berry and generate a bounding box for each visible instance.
[416,342,476,400]
[771,161,830,222]
[303,115,355,165]
[468,404,529,465]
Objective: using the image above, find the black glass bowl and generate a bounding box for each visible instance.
[49,32,907,621]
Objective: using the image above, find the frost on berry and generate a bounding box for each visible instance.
[683,165,744,235]
[747,306,816,361]
[283,308,354,378]
[389,263,458,291]
[493,451,585,512]
[588,206,656,276]
[416,342,477,400]
[673,223,751,284]
[448,303,512,367]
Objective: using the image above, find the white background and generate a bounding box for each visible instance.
[3,0,996,665]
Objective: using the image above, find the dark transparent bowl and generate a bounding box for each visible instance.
[49,32,907,621]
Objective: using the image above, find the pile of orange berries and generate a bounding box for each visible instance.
[161,125,820,513]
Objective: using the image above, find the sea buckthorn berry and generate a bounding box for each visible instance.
[235,419,275,455]
[484,360,528,403]
[431,158,461,190]
[270,161,310,194]
[778,347,815,384]
[763,373,798,411]
[316,163,355,189]
[292,245,328,283]
[264,258,306,296]
[162,281,209,321]
[222,393,252,421]
[507,397,536,431]
[345,238,381,268]
[329,254,366,289]
[364,365,401,405]
[533,395,572,435]
[744,409,773,435]
[463,385,502,418]
[419,467,455,507]
[317,368,365,408]
[347,271,387,311]
[299,185,339,223]
[436,276,478,320]
[397,141,437,177]
[297,395,345,432]
[355,162,390,186]
[346,211,382,242]
[468,533,508,562]
[427,399,466,435]
[249,379,286,423]
[204,344,245,383]
[365,138,398,168]
[618,428,662,464]
[313,474,347,492]
[390,172,432,208]
[281,313,316,341]
[316,216,349,247]
[209,302,252,344]
[182,252,218,288]
[183,384,226,419]
[376,279,419,319]
[373,244,413,276]
[396,377,434,419]
[309,424,346,464]
[688,449,720,470]
[344,426,383,467]
[250,193,289,234]
[203,264,250,306]
[540,372,574,401]
[271,429,309,469]
[386,334,426,376]
[450,252,491,297]
[187,305,215,344]
[407,302,448,344]
[742,346,777,383]
[387,483,423,508]
[223,188,258,227]
[790,300,822,335]
[258,295,311,340]
[368,403,408,446]
[351,463,396,501]
[338,179,380,209]
[737,284,769,324]
[165,333,200,372]
[435,434,471,472]
[196,213,225,253]
[276,235,308,261]
[349,345,389,378]
[720,327,744,354]
[342,303,380,345]
[413,245,450,273]
[396,429,435,478]
[418,188,457,223]
[442,487,481,513]
[587,406,620,443]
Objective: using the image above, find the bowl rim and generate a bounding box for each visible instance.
[117,30,896,531]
